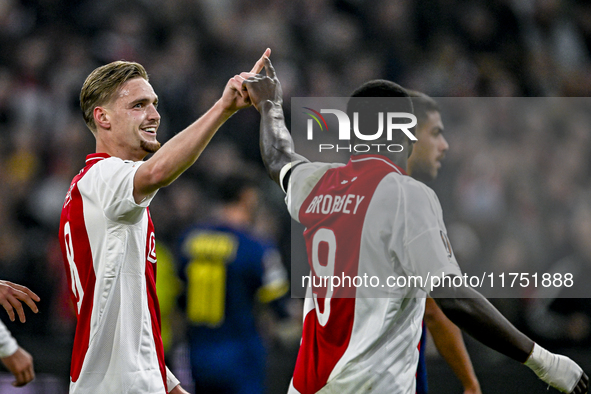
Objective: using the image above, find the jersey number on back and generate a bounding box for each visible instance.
[311,228,336,326]
[63,222,84,314]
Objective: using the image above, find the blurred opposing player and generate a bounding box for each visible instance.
[408,91,480,394]
[243,54,588,394]
[58,50,270,394]
[176,173,290,394]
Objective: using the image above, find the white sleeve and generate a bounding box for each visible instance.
[285,161,342,222]
[88,158,157,224]
[166,366,180,392]
[400,181,461,287]
[0,320,18,358]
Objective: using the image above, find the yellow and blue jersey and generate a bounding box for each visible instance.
[177,223,288,394]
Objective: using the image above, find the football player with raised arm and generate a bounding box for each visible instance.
[243,53,588,394]
[58,49,270,394]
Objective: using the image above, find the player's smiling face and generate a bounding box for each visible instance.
[408,110,448,182]
[105,77,161,160]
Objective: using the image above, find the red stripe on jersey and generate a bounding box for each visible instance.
[415,321,424,394]
[59,156,106,381]
[294,298,355,393]
[417,321,423,352]
[144,209,167,391]
[293,155,407,393]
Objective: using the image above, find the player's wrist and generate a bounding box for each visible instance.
[259,99,281,112]
[524,343,582,393]
[463,377,480,390]
[462,381,481,394]
[214,97,239,119]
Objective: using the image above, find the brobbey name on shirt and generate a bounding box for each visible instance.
[305,194,365,215]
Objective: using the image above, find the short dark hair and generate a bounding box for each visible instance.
[217,174,258,204]
[407,90,440,123]
[346,79,414,146]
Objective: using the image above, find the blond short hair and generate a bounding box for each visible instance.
[80,61,149,131]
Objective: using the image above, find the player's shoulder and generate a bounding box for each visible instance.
[379,173,441,211]
[381,172,436,196]
[96,156,143,169]
[84,156,141,179]
[292,161,344,181]
[404,176,437,199]
[288,160,344,197]
[232,227,277,260]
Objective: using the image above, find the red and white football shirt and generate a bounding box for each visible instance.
[284,154,461,394]
[59,153,167,394]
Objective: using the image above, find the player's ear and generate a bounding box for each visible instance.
[93,106,111,130]
[406,139,414,158]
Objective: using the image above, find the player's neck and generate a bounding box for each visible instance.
[95,136,147,162]
[388,154,408,172]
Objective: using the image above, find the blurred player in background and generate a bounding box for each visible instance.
[243,54,588,394]
[58,50,270,394]
[176,173,290,394]
[0,280,38,387]
[408,91,481,394]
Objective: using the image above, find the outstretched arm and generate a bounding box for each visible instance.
[424,297,481,394]
[243,53,308,188]
[432,280,588,393]
[133,49,271,203]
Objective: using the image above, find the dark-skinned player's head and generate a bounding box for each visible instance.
[346,80,414,155]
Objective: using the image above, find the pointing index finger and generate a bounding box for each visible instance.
[250,48,272,74]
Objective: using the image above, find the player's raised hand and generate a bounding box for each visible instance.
[220,48,272,113]
[0,280,40,323]
[250,47,271,74]
[243,52,283,111]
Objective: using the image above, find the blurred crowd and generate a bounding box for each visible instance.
[1,0,591,391]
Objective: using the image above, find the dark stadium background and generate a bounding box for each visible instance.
[0,0,590,392]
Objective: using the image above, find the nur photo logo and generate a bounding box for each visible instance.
[302,105,417,153]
